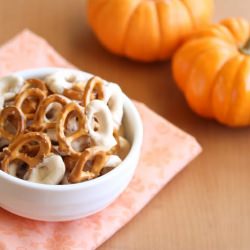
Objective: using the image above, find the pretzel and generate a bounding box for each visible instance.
[0,138,9,149]
[7,160,27,178]
[105,83,124,129]
[45,70,87,94]
[100,154,122,175]
[20,78,48,95]
[63,82,86,101]
[15,88,47,120]
[1,132,51,173]
[0,106,25,142]
[117,136,130,159]
[26,154,65,184]
[21,143,40,157]
[31,94,70,131]
[63,155,79,171]
[57,102,88,156]
[108,129,120,155]
[22,99,37,114]
[83,77,124,129]
[83,76,105,106]
[85,100,116,149]
[0,75,24,101]
[68,148,108,183]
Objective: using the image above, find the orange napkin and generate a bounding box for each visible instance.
[0,30,201,250]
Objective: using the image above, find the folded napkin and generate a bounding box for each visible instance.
[0,30,201,250]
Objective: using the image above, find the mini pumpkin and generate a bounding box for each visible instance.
[87,0,213,62]
[173,18,250,127]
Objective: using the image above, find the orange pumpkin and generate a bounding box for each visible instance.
[172,18,250,127]
[87,0,213,62]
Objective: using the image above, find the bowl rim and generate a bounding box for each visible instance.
[0,67,143,191]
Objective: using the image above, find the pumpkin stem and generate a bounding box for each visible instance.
[240,38,250,55]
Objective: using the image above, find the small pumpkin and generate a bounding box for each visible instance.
[87,0,214,62]
[173,18,250,127]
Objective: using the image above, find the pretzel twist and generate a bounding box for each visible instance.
[68,148,107,183]
[83,76,105,106]
[15,88,47,120]
[57,102,88,156]
[0,106,25,142]
[20,78,48,95]
[63,82,86,101]
[108,129,120,155]
[26,154,65,185]
[31,94,70,131]
[18,79,48,115]
[85,100,116,149]
[0,75,24,101]
[105,83,124,129]
[63,155,79,171]
[1,132,51,172]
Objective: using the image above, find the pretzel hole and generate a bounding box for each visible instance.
[107,98,114,111]
[90,87,104,101]
[9,159,29,179]
[4,114,19,135]
[21,97,40,114]
[71,135,91,152]
[45,103,63,122]
[19,142,40,157]
[51,140,59,146]
[46,128,57,142]
[90,116,100,132]
[83,160,93,171]
[0,138,9,150]
[82,154,105,174]
[91,90,98,100]
[65,111,80,135]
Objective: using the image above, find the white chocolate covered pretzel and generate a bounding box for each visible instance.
[85,100,116,150]
[45,70,89,94]
[104,83,124,129]
[0,75,24,102]
[26,154,66,185]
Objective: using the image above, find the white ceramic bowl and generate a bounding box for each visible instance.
[0,67,143,221]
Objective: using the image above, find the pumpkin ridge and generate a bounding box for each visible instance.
[155,1,183,59]
[155,2,165,59]
[211,55,242,121]
[175,38,235,92]
[221,19,250,48]
[87,0,213,62]
[186,43,236,117]
[211,56,244,124]
[225,20,243,43]
[171,1,185,56]
[222,24,243,47]
[179,0,195,29]
[225,57,249,124]
[120,1,142,55]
